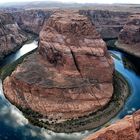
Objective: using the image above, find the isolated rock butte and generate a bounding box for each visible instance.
[116,14,140,57]
[0,12,27,59]
[84,110,140,140]
[3,11,114,122]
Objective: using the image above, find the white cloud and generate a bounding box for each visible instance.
[40,128,87,140]
[1,105,28,127]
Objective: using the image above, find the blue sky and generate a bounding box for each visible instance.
[0,0,140,4]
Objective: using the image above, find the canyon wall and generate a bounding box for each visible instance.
[3,11,114,132]
[79,10,130,39]
[12,9,53,34]
[0,9,53,59]
[0,8,138,60]
[116,14,140,57]
[0,12,27,59]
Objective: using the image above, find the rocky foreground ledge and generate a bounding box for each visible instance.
[84,110,140,140]
[116,14,140,58]
[3,11,114,132]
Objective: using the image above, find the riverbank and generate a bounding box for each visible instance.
[0,43,37,81]
[0,33,37,61]
[105,39,140,59]
[115,41,140,58]
[27,71,129,133]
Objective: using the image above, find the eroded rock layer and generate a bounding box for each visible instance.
[3,11,114,130]
[0,12,27,59]
[116,14,140,57]
[12,9,53,34]
[79,10,130,39]
[84,110,140,140]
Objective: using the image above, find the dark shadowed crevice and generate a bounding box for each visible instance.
[69,47,82,76]
[69,46,102,108]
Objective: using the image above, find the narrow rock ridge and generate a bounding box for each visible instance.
[3,11,114,129]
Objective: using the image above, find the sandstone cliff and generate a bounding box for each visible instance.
[79,10,130,39]
[12,9,52,34]
[0,12,27,59]
[3,11,114,132]
[84,110,140,140]
[116,14,140,57]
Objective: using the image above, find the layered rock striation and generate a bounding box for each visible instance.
[84,110,140,140]
[79,10,130,39]
[0,12,27,59]
[12,9,53,34]
[116,14,140,57]
[3,11,114,132]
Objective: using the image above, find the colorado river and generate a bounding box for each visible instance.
[0,41,140,140]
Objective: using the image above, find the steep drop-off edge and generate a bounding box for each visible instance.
[115,41,140,58]
[115,14,140,58]
[0,44,37,81]
[2,55,130,133]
